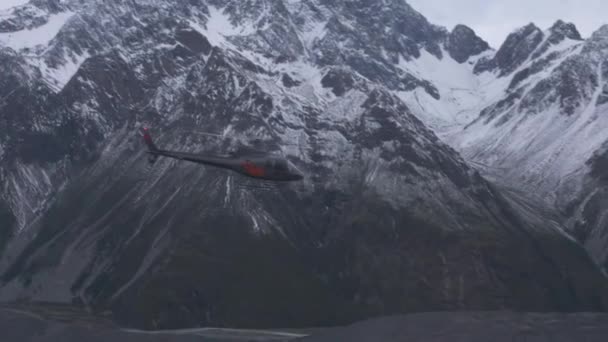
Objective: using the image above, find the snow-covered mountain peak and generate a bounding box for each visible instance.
[432,13,608,274]
[591,24,608,37]
[474,23,544,76]
[549,20,582,42]
[446,24,490,63]
[582,24,608,57]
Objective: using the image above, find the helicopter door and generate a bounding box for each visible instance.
[276,159,289,172]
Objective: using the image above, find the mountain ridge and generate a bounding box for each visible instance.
[0,0,607,329]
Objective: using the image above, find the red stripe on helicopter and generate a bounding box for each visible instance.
[242,161,266,177]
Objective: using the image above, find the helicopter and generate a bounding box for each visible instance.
[140,127,304,182]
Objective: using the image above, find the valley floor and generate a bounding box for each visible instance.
[1,303,608,342]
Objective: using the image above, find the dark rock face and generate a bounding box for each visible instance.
[555,58,598,115]
[446,24,490,63]
[508,51,561,90]
[503,21,584,91]
[516,56,597,116]
[530,20,583,59]
[317,0,446,59]
[495,24,544,74]
[281,73,301,88]
[175,29,213,55]
[598,83,608,105]
[321,69,355,96]
[549,20,583,42]
[301,0,446,98]
[0,202,15,257]
[572,147,608,268]
[475,23,544,75]
[472,55,497,74]
[0,3,51,32]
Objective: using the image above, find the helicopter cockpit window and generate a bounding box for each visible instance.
[273,159,289,172]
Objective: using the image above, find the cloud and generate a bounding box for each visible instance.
[407,0,608,48]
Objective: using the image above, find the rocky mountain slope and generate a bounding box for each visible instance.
[366,9,608,274]
[437,21,608,272]
[0,0,607,329]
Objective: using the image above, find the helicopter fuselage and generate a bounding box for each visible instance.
[148,150,304,182]
[141,127,304,182]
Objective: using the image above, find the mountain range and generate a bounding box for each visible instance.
[0,0,607,329]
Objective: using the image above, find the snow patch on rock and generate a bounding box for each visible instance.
[0,11,75,50]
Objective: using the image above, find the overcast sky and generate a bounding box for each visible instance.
[407,0,608,48]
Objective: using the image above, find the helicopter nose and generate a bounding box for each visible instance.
[291,172,304,181]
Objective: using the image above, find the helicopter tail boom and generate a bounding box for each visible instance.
[140,127,162,165]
